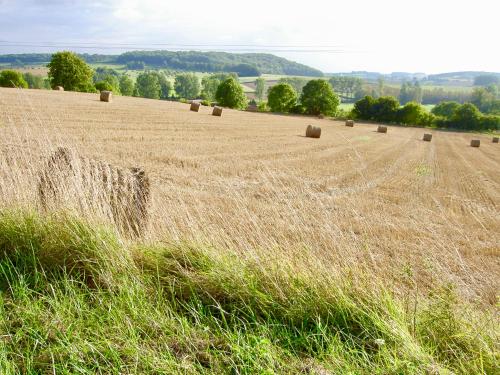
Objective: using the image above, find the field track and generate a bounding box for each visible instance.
[1,88,498,304]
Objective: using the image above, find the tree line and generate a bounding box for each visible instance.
[1,51,498,131]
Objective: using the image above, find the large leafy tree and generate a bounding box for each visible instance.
[135,72,161,99]
[267,83,297,113]
[119,75,135,96]
[201,73,235,101]
[0,70,28,88]
[215,77,248,109]
[151,71,172,99]
[174,73,200,99]
[47,51,94,92]
[300,79,339,116]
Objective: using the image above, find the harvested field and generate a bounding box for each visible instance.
[0,88,499,305]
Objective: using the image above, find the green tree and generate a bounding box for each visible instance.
[254,77,266,102]
[451,103,481,129]
[174,73,200,99]
[119,75,135,96]
[470,87,500,114]
[95,81,114,92]
[397,102,427,125]
[267,83,297,113]
[372,96,400,122]
[300,79,339,116]
[0,70,28,88]
[431,101,461,119]
[215,77,248,109]
[152,71,172,99]
[135,72,161,99]
[95,75,120,94]
[352,95,376,120]
[93,67,120,83]
[201,73,234,101]
[47,51,95,92]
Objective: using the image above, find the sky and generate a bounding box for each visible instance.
[0,0,499,74]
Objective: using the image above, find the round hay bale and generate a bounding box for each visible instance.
[212,106,223,117]
[55,86,64,91]
[345,120,354,127]
[38,147,151,237]
[470,140,480,147]
[100,91,112,102]
[190,102,201,112]
[423,133,432,142]
[493,137,499,143]
[306,125,321,138]
[377,126,388,133]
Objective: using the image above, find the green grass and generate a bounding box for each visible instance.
[0,210,496,374]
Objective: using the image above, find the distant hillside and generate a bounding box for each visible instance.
[0,51,324,77]
[327,70,500,86]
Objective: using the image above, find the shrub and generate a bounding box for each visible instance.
[300,79,340,116]
[95,81,114,92]
[450,103,481,130]
[371,96,400,123]
[267,83,297,113]
[47,51,95,92]
[431,101,461,119]
[397,102,428,126]
[0,70,28,88]
[352,96,376,120]
[257,101,269,112]
[215,77,248,110]
[479,114,500,130]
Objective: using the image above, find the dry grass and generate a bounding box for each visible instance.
[0,87,499,306]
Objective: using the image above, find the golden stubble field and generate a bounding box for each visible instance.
[0,88,499,304]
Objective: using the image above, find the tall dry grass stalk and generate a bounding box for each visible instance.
[0,87,498,307]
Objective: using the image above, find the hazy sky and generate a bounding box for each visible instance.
[0,0,499,73]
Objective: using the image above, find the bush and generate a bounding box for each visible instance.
[0,70,28,88]
[95,81,114,92]
[257,101,269,112]
[450,103,481,130]
[215,77,248,110]
[371,96,400,123]
[47,51,95,92]
[397,102,428,126]
[267,83,297,113]
[431,101,461,119]
[300,79,340,116]
[479,114,500,130]
[352,96,376,120]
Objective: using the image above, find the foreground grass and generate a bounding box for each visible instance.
[0,211,496,374]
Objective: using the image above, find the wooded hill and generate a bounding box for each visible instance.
[0,51,324,77]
